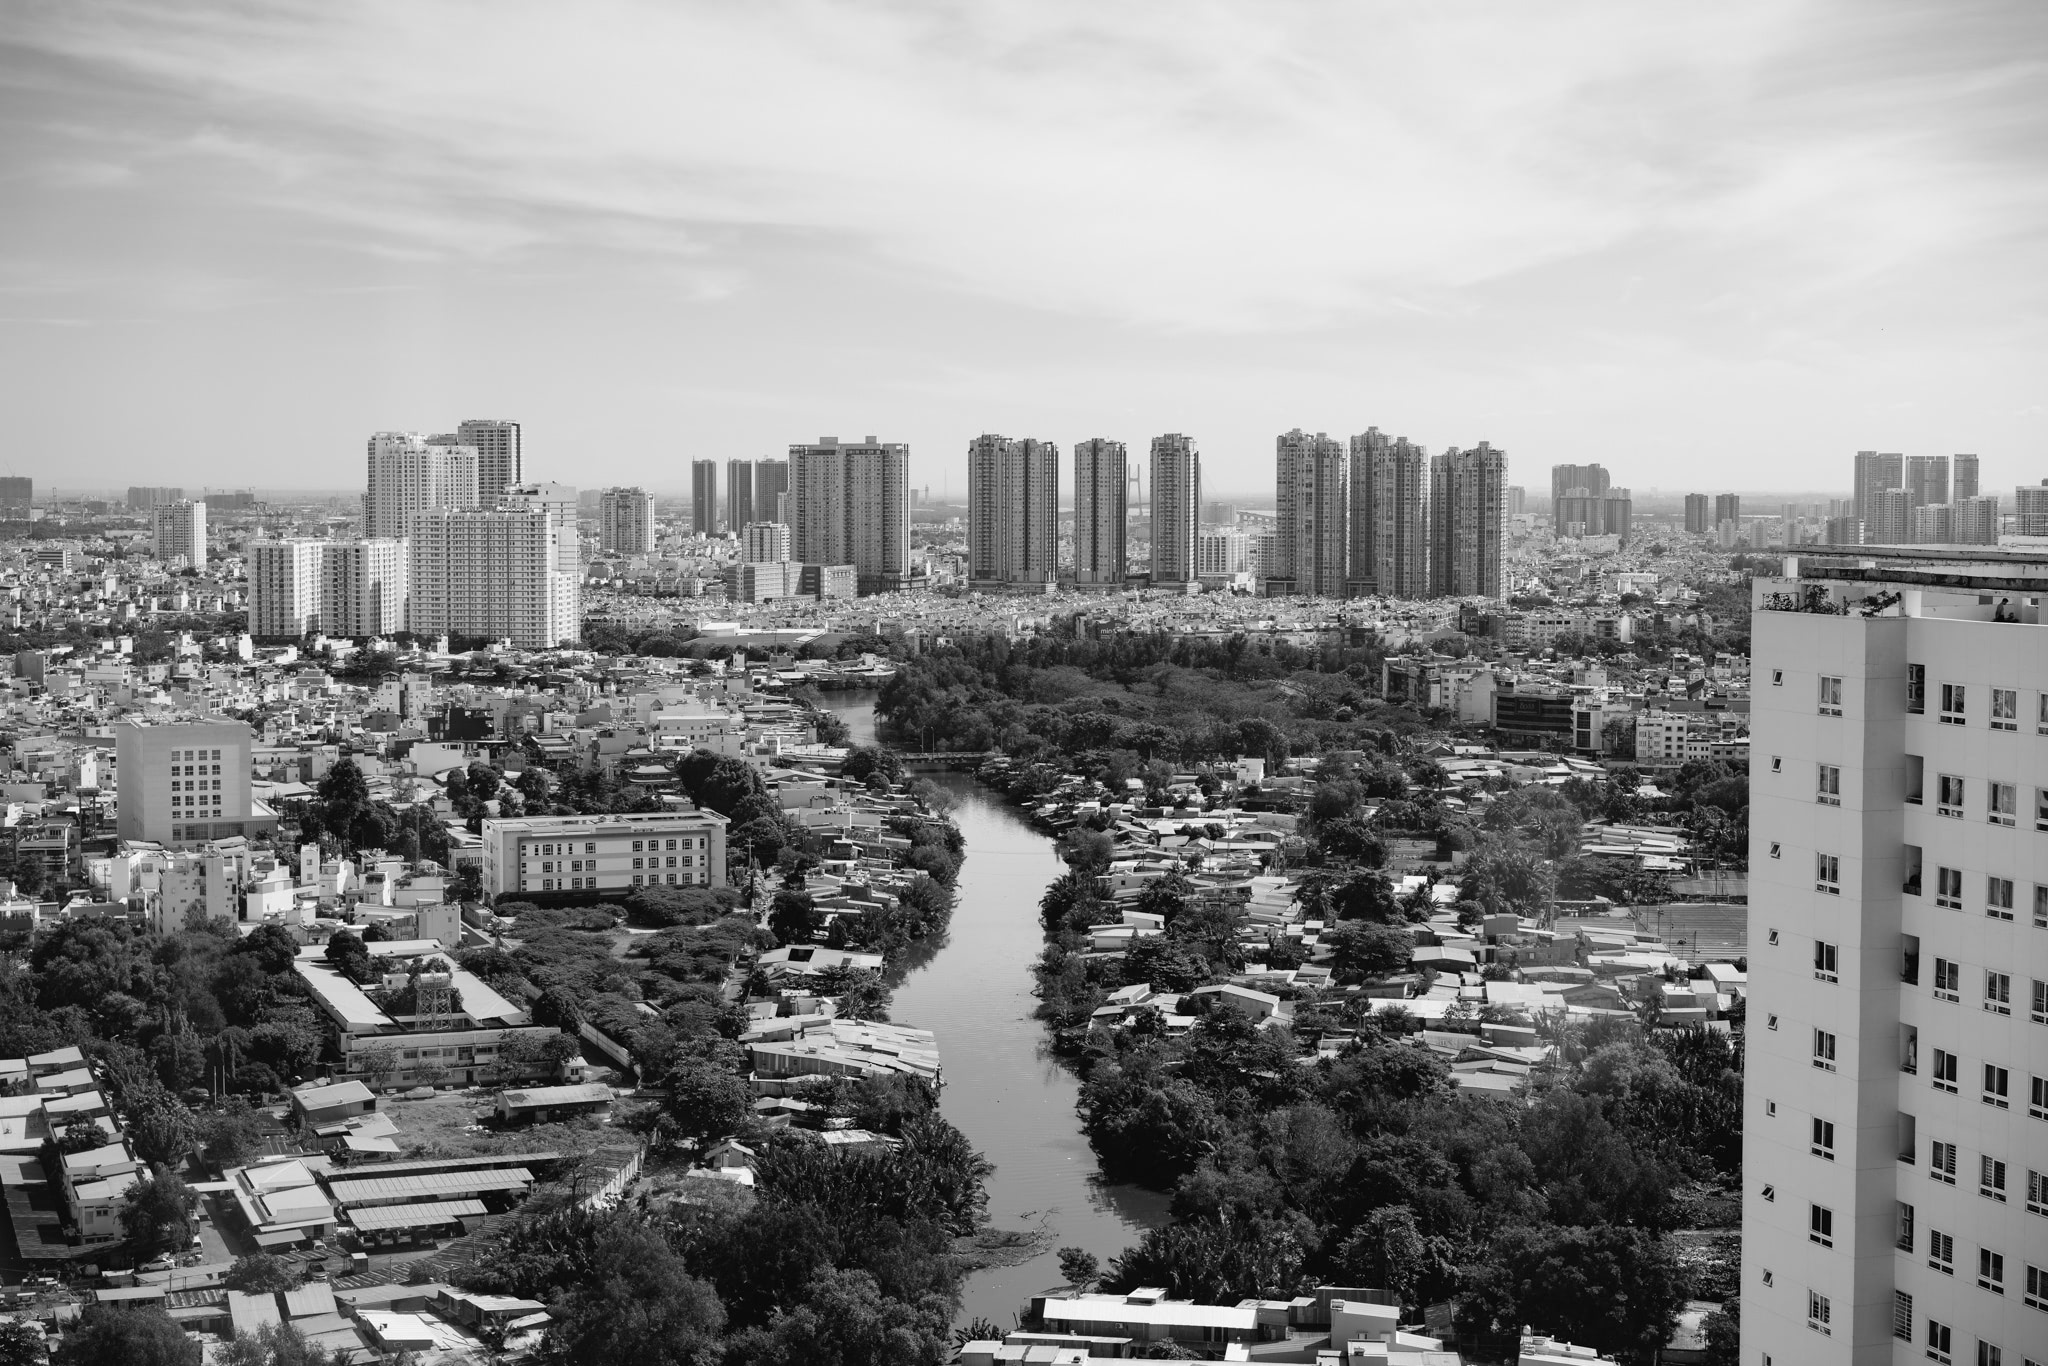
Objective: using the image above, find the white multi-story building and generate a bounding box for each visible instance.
[1072,438,1127,587]
[249,540,323,639]
[479,810,729,899]
[1954,496,2000,547]
[967,434,1060,591]
[741,521,791,564]
[365,432,479,539]
[252,539,409,639]
[407,484,578,647]
[788,436,910,593]
[1149,433,1201,588]
[597,486,656,556]
[1741,549,2048,1366]
[151,500,207,565]
[1198,530,1253,578]
[115,718,273,847]
[2015,482,2048,538]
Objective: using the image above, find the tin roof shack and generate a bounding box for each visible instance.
[493,1083,612,1125]
[1029,1287,1315,1352]
[288,1080,377,1129]
[226,1158,336,1249]
[741,1018,941,1091]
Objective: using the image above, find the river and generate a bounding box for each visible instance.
[816,695,1169,1328]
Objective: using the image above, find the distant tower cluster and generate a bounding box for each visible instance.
[1839,450,2000,545]
[1429,443,1508,598]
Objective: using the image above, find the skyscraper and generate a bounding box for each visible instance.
[1951,494,1998,545]
[1072,438,1127,588]
[127,486,184,511]
[1372,437,1429,599]
[454,420,522,502]
[1427,443,1506,599]
[691,460,719,536]
[1866,487,1910,544]
[1505,485,1525,518]
[1684,493,1710,534]
[0,477,31,519]
[407,484,579,648]
[1549,463,1610,526]
[788,437,911,593]
[1952,453,1980,501]
[966,435,1060,591]
[152,500,207,565]
[365,432,479,539]
[1907,502,1952,544]
[597,487,657,556]
[1852,450,1903,525]
[2015,481,2048,536]
[1148,434,1201,588]
[1740,552,2048,1364]
[1715,493,1743,528]
[726,460,755,530]
[1346,429,1387,597]
[1905,454,1949,511]
[1270,429,1348,597]
[741,522,791,564]
[1602,487,1633,546]
[754,459,790,525]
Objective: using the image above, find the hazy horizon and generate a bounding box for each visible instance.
[5,2,2044,497]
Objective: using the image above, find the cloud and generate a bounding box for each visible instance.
[7,0,2042,334]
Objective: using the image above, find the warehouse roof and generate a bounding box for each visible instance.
[347,1198,489,1232]
[324,1168,532,1207]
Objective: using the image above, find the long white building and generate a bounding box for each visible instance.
[364,432,479,539]
[249,539,408,639]
[1742,548,2048,1365]
[478,810,729,899]
[406,484,579,647]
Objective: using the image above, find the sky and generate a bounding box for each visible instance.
[3,0,2045,499]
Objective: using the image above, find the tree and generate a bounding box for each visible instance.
[56,1121,111,1155]
[53,1305,199,1366]
[768,890,819,947]
[1057,1247,1100,1291]
[532,986,585,1031]
[543,1214,726,1365]
[236,923,300,977]
[196,1101,264,1170]
[661,1058,751,1149]
[223,1253,299,1293]
[321,930,370,983]
[119,1167,195,1259]
[0,1319,46,1366]
[1324,921,1413,980]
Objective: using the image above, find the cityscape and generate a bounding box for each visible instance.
[2,5,2046,1366]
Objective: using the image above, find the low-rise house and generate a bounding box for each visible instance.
[493,1082,612,1125]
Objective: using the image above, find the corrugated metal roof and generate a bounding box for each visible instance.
[347,1198,488,1231]
[324,1168,531,1207]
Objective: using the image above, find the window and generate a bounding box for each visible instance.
[1898,1201,1916,1250]
[1905,845,1924,895]
[1769,929,1780,946]
[1809,1203,1833,1247]
[1814,940,1839,982]
[1989,877,2016,919]
[2036,885,2048,929]
[1988,686,2019,729]
[1933,1048,1960,1091]
[1816,853,1841,893]
[1985,1064,2009,1108]
[1898,1111,1917,1162]
[2038,792,2048,832]
[2032,1169,2048,1215]
[632,840,643,852]
[666,838,678,850]
[1977,1346,2002,1366]
[1986,972,2012,1015]
[1767,1099,1778,1116]
[1931,1140,1958,1183]
[1817,764,1841,804]
[1982,1155,2007,1201]
[1902,1023,1919,1073]
[1938,774,1966,816]
[1813,1029,1836,1070]
[1819,675,1843,715]
[1767,1013,1779,1030]
[2026,1263,2047,1312]
[2034,1076,2048,1121]
[1907,753,1925,802]
[1927,1319,1952,1364]
[1811,1116,1835,1159]
[1903,934,1922,983]
[2033,980,2047,1025]
[1935,958,1961,1001]
[1940,681,1967,723]
[1937,867,1964,909]
[1769,841,1781,859]
[1807,1289,1831,1334]
[1990,783,2017,827]
[1931,1228,1956,1272]
[1908,663,1926,713]
[1771,755,1782,773]
[630,874,642,886]
[1761,1183,1776,1201]
[1980,1248,2005,1293]
[2041,691,2048,733]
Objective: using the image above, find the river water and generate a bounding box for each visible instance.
[816,695,1169,1328]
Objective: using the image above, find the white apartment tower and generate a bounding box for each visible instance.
[1372,437,1429,599]
[251,539,409,638]
[1953,496,2000,547]
[1741,550,2048,1366]
[1270,429,1348,598]
[788,437,911,593]
[116,718,261,847]
[407,484,579,648]
[597,487,656,556]
[1072,438,1127,587]
[741,522,791,564]
[454,419,521,502]
[1148,434,1201,588]
[2017,483,2048,538]
[151,500,208,565]
[365,432,480,539]
[967,434,1060,591]
[249,541,322,640]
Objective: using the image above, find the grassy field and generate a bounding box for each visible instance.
[377,1089,655,1162]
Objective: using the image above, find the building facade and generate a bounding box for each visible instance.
[0,477,30,519]
[365,432,479,539]
[596,487,656,556]
[1346,429,1386,596]
[1854,450,1905,526]
[1372,436,1429,599]
[691,460,718,535]
[454,419,521,502]
[151,500,207,565]
[1686,493,1711,534]
[116,719,264,847]
[1427,444,1506,600]
[1269,429,1348,597]
[1952,455,1980,502]
[407,485,579,647]
[1072,438,1127,587]
[2016,482,2048,537]
[1549,463,1610,526]
[1148,434,1201,588]
[754,459,790,524]
[789,437,911,593]
[1741,551,2048,1365]
[741,521,791,564]
[479,811,729,898]
[1868,488,1912,545]
[725,459,754,531]
[967,434,1060,591]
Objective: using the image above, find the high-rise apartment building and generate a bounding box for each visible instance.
[1269,429,1348,597]
[1505,485,1525,518]
[1427,443,1506,599]
[1868,488,1912,544]
[152,500,208,565]
[1741,550,2048,1365]
[1347,429,1387,596]
[1906,455,1950,512]
[1197,530,1252,578]
[1148,434,1201,588]
[250,541,322,640]
[127,486,184,511]
[2016,482,2048,537]
[454,420,522,502]
[407,485,579,648]
[726,460,755,531]
[1685,493,1711,535]
[1603,488,1634,546]
[365,432,479,539]
[691,460,719,536]
[788,437,911,593]
[1072,438,1128,588]
[0,477,31,519]
[1952,455,1980,502]
[1549,463,1610,526]
[1372,437,1429,599]
[741,522,791,564]
[754,459,790,525]
[1908,502,1953,544]
[1853,450,1905,525]
[967,435,1060,591]
[1824,515,1862,546]
[1952,496,1999,546]
[597,487,656,556]
[1715,493,1743,528]
[116,718,261,847]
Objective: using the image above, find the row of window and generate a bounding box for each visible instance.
[534,854,696,875]
[524,835,708,857]
[538,872,698,891]
[1792,664,2048,734]
[1900,765,2042,828]
[1893,1289,2044,1366]
[170,763,222,777]
[1796,842,2048,926]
